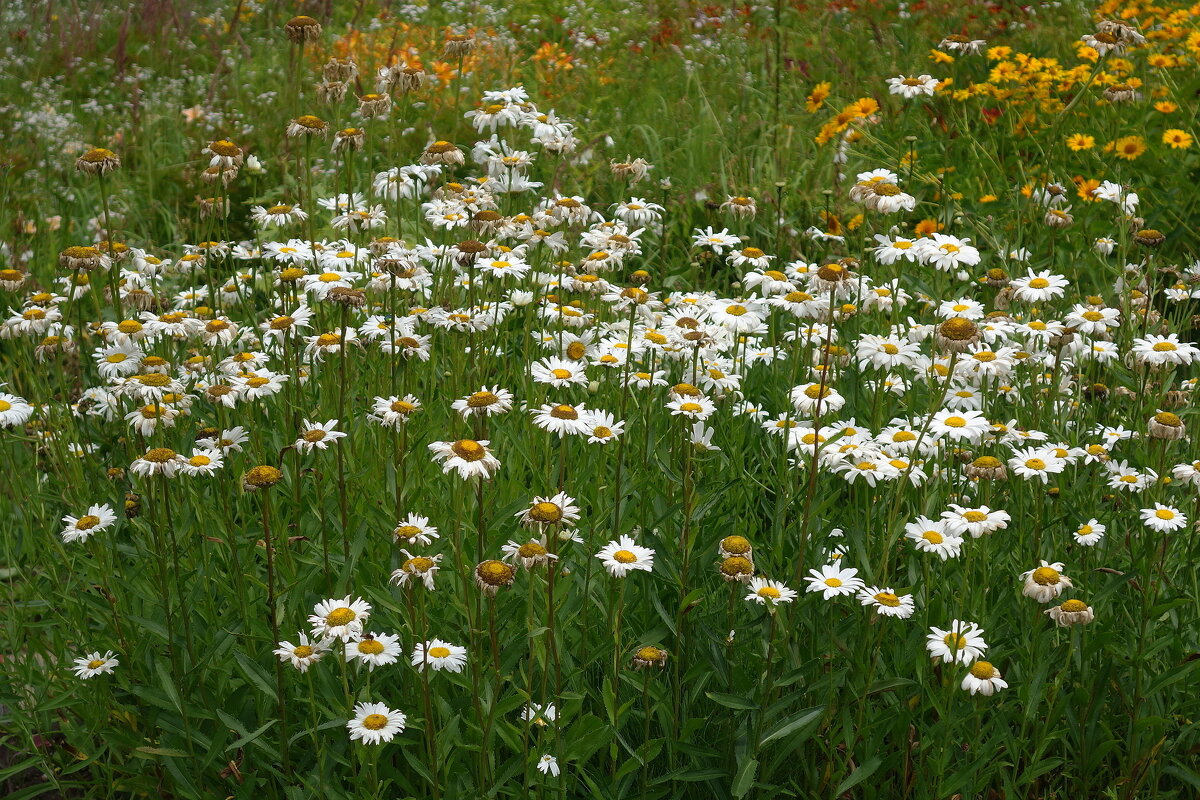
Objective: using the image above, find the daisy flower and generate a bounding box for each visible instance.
[1020,561,1073,603]
[516,492,581,529]
[1073,519,1106,546]
[531,403,591,437]
[904,516,964,560]
[72,650,119,679]
[926,620,987,664]
[411,639,468,672]
[961,661,1007,696]
[370,394,421,429]
[451,386,514,418]
[666,395,717,420]
[537,754,561,777]
[61,503,117,544]
[274,633,331,672]
[745,576,798,605]
[1140,503,1187,533]
[595,536,655,577]
[310,596,372,641]
[295,419,347,453]
[530,356,588,387]
[858,587,916,618]
[428,439,501,480]
[390,551,443,591]
[345,632,403,670]
[804,564,864,599]
[392,514,439,546]
[347,702,406,745]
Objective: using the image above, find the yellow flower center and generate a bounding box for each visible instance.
[293,645,314,658]
[326,607,356,626]
[969,661,996,680]
[451,440,486,461]
[530,502,563,523]
[75,515,101,530]
[428,646,451,658]
[613,550,638,564]
[757,586,781,599]
[1155,509,1175,520]
[362,714,389,730]
[357,639,385,655]
[874,592,901,607]
[1031,567,1060,585]
[963,511,987,522]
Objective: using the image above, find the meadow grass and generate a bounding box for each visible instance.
[1,1,1199,798]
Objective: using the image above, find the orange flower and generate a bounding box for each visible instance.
[914,218,943,237]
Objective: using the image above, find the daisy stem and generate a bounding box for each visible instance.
[416,587,441,799]
[258,486,291,776]
[337,305,351,560]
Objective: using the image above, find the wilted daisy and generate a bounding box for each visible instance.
[309,596,372,641]
[926,620,988,665]
[392,514,439,546]
[347,702,406,745]
[537,754,561,777]
[1047,599,1095,626]
[61,504,117,544]
[1020,561,1073,603]
[411,639,468,672]
[390,551,443,591]
[596,536,655,577]
[517,492,580,529]
[370,394,421,429]
[274,633,331,672]
[451,386,514,418]
[72,650,119,679]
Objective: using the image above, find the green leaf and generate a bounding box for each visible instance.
[705,691,757,710]
[234,651,277,700]
[759,705,823,747]
[835,755,882,795]
[731,756,757,798]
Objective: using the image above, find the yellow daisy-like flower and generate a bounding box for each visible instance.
[1066,133,1095,151]
[1162,129,1193,149]
[1111,135,1147,161]
[1154,100,1177,113]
